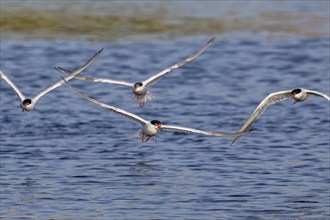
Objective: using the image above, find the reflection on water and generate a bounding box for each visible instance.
[19,178,37,205]
[1,178,37,218]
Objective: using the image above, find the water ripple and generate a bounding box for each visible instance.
[1,34,329,219]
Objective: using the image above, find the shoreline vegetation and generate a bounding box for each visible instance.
[1,5,329,41]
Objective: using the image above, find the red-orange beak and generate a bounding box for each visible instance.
[157,124,162,130]
[291,94,295,99]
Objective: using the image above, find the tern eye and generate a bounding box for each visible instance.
[291,88,301,95]
[23,99,32,105]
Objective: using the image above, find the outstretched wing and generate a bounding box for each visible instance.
[306,90,330,101]
[33,48,103,104]
[161,124,252,138]
[62,77,148,126]
[142,37,215,86]
[231,90,292,145]
[57,67,133,87]
[0,70,26,101]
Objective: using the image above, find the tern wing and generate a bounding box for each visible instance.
[142,37,215,86]
[231,90,292,145]
[161,124,252,138]
[33,48,103,104]
[0,70,26,101]
[306,90,330,101]
[57,67,133,87]
[62,77,148,125]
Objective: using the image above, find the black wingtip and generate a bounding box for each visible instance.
[54,67,67,82]
[53,66,69,73]
[230,127,256,146]
[98,48,104,53]
[230,139,237,146]
[59,74,66,82]
[208,37,216,44]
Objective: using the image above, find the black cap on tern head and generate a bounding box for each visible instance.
[23,99,32,105]
[134,82,143,88]
[291,88,301,95]
[151,120,161,125]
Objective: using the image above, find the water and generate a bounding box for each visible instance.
[0,30,329,220]
[0,1,330,215]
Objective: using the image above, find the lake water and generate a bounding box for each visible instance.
[0,2,330,220]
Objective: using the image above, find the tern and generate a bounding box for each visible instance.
[61,77,253,143]
[231,88,330,144]
[0,49,103,111]
[55,38,215,107]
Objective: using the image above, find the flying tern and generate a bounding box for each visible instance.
[61,76,253,143]
[0,49,103,111]
[231,88,330,144]
[55,38,215,107]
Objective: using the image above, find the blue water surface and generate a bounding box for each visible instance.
[0,33,329,219]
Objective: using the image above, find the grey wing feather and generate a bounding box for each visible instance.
[0,70,26,101]
[306,90,330,101]
[231,90,291,145]
[34,48,103,103]
[161,124,252,138]
[142,37,215,86]
[57,67,133,87]
[62,77,148,125]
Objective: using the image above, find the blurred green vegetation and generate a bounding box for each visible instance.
[1,8,328,41]
[0,9,224,41]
